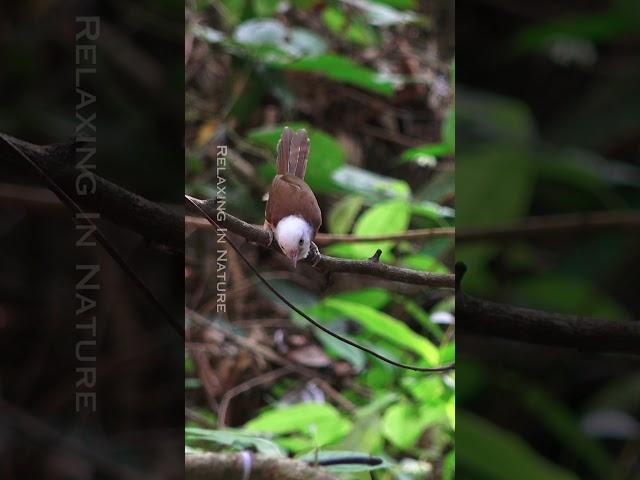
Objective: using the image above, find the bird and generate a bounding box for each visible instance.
[264,127,322,267]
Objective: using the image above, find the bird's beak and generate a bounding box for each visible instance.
[289,251,299,268]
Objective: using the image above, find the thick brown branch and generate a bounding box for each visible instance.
[457,211,640,242]
[186,216,454,245]
[457,292,640,355]
[186,197,454,289]
[0,133,183,251]
[186,452,336,480]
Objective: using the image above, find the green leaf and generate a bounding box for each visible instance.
[326,199,411,261]
[185,428,285,457]
[400,254,448,273]
[245,403,353,449]
[456,144,535,294]
[328,195,364,234]
[233,19,327,57]
[328,287,391,310]
[443,450,455,480]
[323,298,439,365]
[248,123,344,193]
[457,89,535,146]
[398,297,444,341]
[287,54,395,96]
[382,401,446,449]
[401,144,451,165]
[457,411,580,480]
[251,0,280,17]
[342,0,422,27]
[316,328,367,371]
[332,165,411,200]
[322,7,380,47]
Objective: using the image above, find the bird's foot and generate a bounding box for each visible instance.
[308,242,321,267]
[264,224,275,246]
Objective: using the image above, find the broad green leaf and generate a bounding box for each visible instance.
[287,54,395,96]
[457,411,579,480]
[372,0,417,9]
[251,0,280,17]
[457,88,536,146]
[342,0,422,27]
[400,143,451,165]
[328,195,364,234]
[185,428,285,456]
[322,7,380,46]
[403,376,447,402]
[443,451,455,480]
[399,298,443,340]
[324,298,439,365]
[457,145,534,229]
[328,288,391,310]
[326,199,411,261]
[382,401,446,449]
[456,144,535,294]
[316,328,367,371]
[245,403,353,448]
[332,165,411,200]
[249,123,344,193]
[400,254,448,273]
[233,19,327,57]
[355,199,411,236]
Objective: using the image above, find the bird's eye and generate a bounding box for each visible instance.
[298,239,304,246]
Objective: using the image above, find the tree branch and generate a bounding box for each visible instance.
[186,216,454,245]
[457,292,640,355]
[186,197,454,289]
[186,452,336,480]
[457,211,640,242]
[0,133,183,252]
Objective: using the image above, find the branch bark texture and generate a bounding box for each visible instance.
[186,197,454,289]
[457,292,640,355]
[0,133,183,251]
[186,453,336,480]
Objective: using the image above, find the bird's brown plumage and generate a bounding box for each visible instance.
[265,127,321,234]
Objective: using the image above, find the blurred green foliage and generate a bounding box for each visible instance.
[186,0,454,477]
[456,2,640,479]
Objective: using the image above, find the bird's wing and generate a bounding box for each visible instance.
[276,127,293,175]
[290,129,310,179]
[265,175,321,233]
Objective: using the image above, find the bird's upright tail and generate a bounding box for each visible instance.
[276,126,310,179]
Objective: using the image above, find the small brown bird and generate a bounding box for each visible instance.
[264,127,322,267]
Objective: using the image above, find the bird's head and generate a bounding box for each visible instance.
[275,215,313,267]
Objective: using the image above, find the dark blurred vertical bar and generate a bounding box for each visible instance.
[0,2,184,479]
[457,1,640,479]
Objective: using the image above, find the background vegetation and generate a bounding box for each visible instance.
[185,0,455,478]
[457,1,640,479]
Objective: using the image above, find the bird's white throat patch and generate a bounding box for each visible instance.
[275,215,313,259]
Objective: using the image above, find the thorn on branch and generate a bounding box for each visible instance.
[369,249,382,263]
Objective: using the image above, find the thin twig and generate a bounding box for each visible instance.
[457,211,640,242]
[218,366,293,428]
